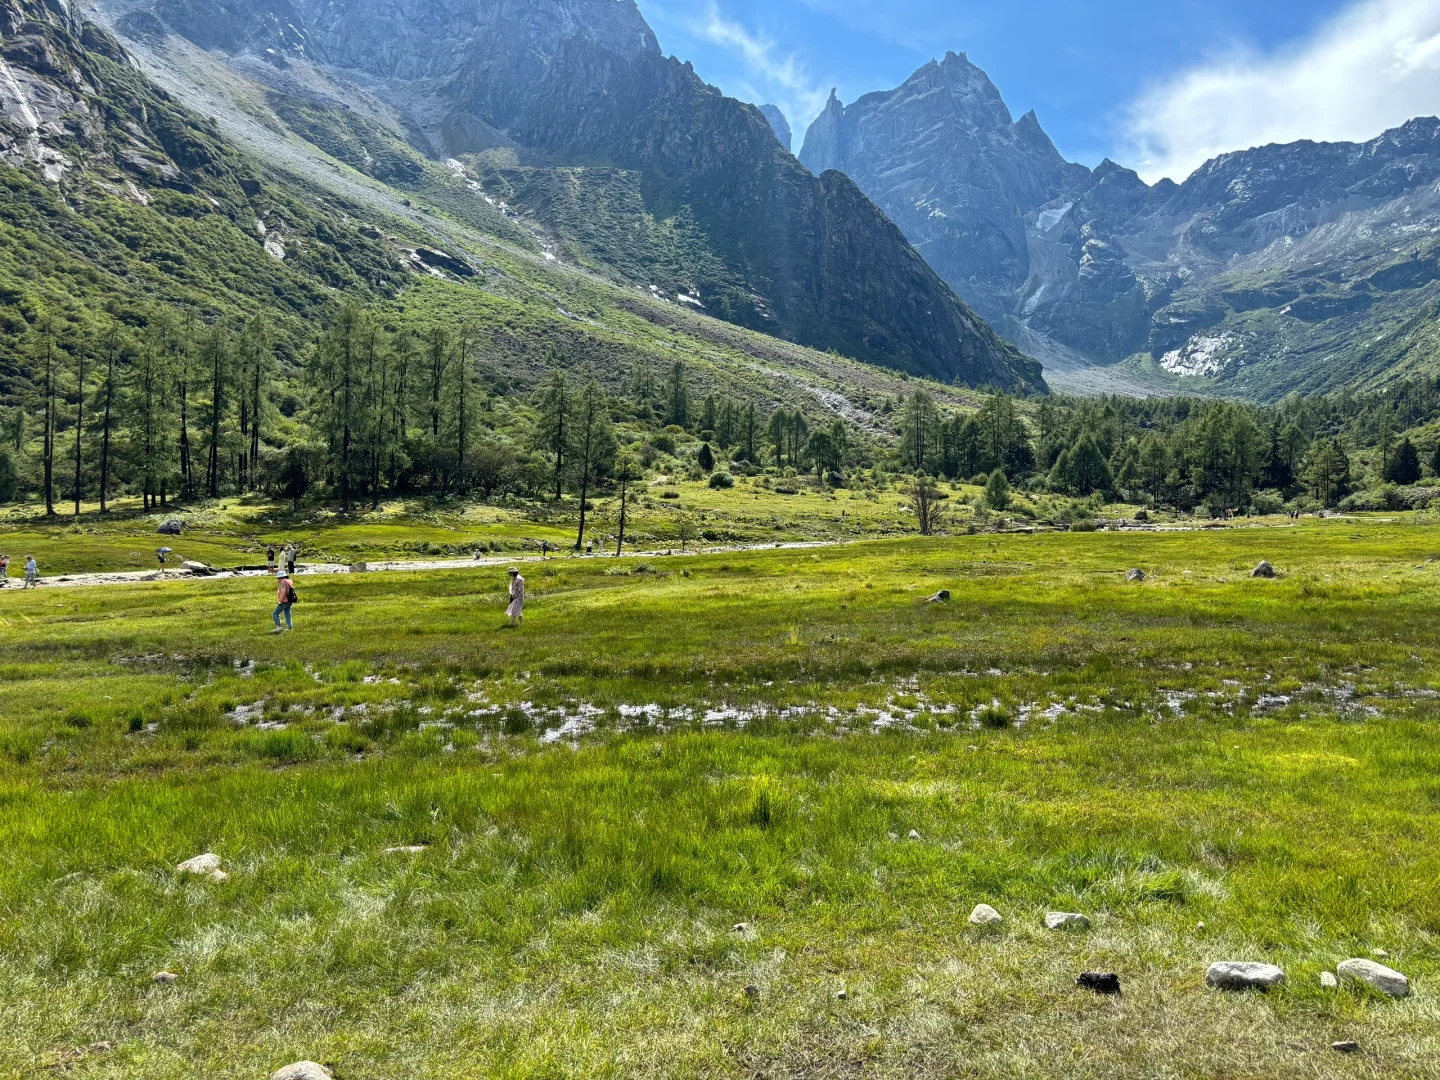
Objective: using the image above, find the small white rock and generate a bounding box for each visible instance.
[908,829,921,840]
[151,970,178,984]
[968,903,1003,926]
[382,845,427,855]
[1044,911,1090,931]
[208,869,228,883]
[270,1063,332,1080]
[1206,961,1286,990]
[1337,958,1409,998]
[1320,971,1339,989]
[176,853,221,875]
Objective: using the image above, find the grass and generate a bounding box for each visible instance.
[1,517,1438,1077]
[0,479,947,576]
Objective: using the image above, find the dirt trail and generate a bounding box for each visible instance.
[0,541,845,592]
[0,519,1307,594]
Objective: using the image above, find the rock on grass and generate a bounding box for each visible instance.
[176,853,227,882]
[1076,972,1121,995]
[1337,958,1409,997]
[1250,560,1276,578]
[1044,912,1089,930]
[1206,961,1286,990]
[270,1063,332,1080]
[967,903,1002,926]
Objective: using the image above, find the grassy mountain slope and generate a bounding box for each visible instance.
[0,0,988,436]
[92,0,1044,393]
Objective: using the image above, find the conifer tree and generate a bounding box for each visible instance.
[534,370,571,501]
[666,361,689,428]
[571,380,615,551]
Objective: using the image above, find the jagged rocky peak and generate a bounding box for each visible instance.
[757,103,790,153]
[799,52,1091,320]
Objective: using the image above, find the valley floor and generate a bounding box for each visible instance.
[0,517,1437,1077]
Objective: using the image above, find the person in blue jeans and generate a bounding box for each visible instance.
[272,572,296,633]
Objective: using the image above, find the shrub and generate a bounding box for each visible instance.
[708,472,733,489]
[984,468,1011,511]
[1250,489,1285,515]
[1070,518,1100,533]
[697,443,715,472]
[660,490,680,500]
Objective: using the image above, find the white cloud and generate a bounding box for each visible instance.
[1123,0,1440,184]
[689,2,832,138]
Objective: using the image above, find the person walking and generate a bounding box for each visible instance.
[23,554,38,589]
[0,554,8,586]
[286,543,298,577]
[266,545,277,573]
[506,566,525,627]
[272,571,296,633]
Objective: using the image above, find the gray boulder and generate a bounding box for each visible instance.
[1126,569,1145,582]
[1250,560,1276,578]
[1206,961,1286,990]
[157,519,182,535]
[1337,958,1409,997]
[1044,911,1090,930]
[181,560,215,576]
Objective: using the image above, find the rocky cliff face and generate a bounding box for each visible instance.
[758,104,790,153]
[801,54,1088,320]
[801,55,1440,398]
[95,0,1042,391]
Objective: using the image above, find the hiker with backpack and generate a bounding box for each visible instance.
[272,571,297,633]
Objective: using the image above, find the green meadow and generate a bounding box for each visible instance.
[1,515,1438,1077]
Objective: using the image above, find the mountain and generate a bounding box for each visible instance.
[758,104,791,153]
[801,53,1440,399]
[87,0,1042,392]
[0,0,1006,462]
[0,0,399,333]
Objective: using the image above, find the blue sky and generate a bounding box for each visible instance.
[636,0,1440,182]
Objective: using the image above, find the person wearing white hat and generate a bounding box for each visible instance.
[272,570,296,633]
[506,567,525,627]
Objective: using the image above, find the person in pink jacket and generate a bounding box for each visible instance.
[272,572,296,633]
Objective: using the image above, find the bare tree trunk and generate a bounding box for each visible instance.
[615,471,628,556]
[73,347,86,516]
[99,335,116,513]
[42,334,55,516]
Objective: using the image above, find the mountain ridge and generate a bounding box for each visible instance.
[800,53,1440,399]
[88,0,1043,392]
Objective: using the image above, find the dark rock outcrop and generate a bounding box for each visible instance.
[758,104,790,153]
